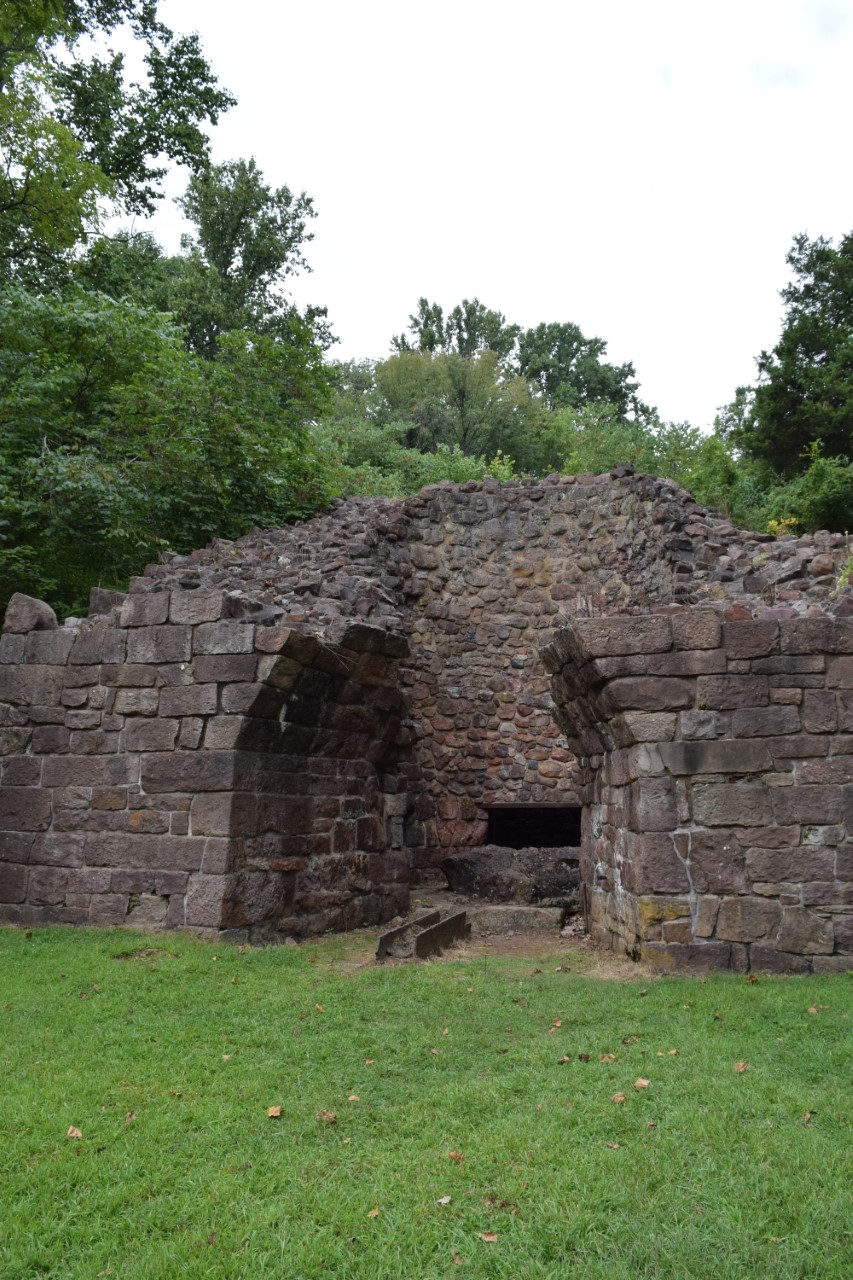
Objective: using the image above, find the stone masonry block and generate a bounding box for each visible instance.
[193,622,255,655]
[671,610,721,650]
[120,592,170,626]
[0,863,27,902]
[697,676,769,709]
[775,907,834,954]
[24,630,74,664]
[659,739,771,775]
[802,690,838,733]
[688,828,749,893]
[194,654,258,683]
[692,783,772,827]
[625,832,690,893]
[141,750,235,793]
[771,786,842,826]
[731,705,801,737]
[573,616,672,657]
[3,593,57,632]
[185,873,231,927]
[0,787,51,831]
[124,718,180,752]
[158,685,218,717]
[722,621,779,659]
[628,778,677,831]
[169,589,225,624]
[746,846,834,881]
[715,896,781,942]
[114,689,160,715]
[605,677,694,713]
[127,625,192,664]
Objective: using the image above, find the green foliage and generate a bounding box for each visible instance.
[762,445,853,533]
[516,321,643,417]
[0,0,233,277]
[0,288,332,616]
[735,229,853,475]
[392,296,520,360]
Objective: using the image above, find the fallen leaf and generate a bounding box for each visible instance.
[621,1035,639,1045]
[124,1111,136,1124]
[168,1089,182,1097]
[531,967,542,975]
[430,1048,440,1056]
[367,1205,380,1219]
[92,984,100,992]
[634,1078,650,1090]
[734,1060,749,1074]
[647,1121,657,1129]
[67,1125,83,1139]
[315,1004,325,1013]
[466,986,473,992]
[478,1233,498,1243]
[452,1251,463,1265]
[436,1195,452,1206]
[552,1019,562,1028]
[808,1003,822,1015]
[639,989,648,997]
[443,1027,449,1035]
[267,1106,282,1118]
[364,1058,374,1065]
[230,976,237,985]
[557,1055,572,1064]
[606,1141,620,1149]
[448,1150,464,1163]
[747,974,759,985]
[347,1094,360,1103]
[317,1109,337,1124]
[802,1110,814,1125]
[222,1054,232,1062]
[656,1051,665,1057]
[611,1092,627,1105]
[668,1049,679,1056]
[599,1053,615,1063]
[207,1231,217,1245]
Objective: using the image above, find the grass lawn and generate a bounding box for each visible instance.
[0,926,851,1279]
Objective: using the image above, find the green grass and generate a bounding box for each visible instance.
[0,927,851,1279]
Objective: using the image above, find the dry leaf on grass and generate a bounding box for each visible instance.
[364,1058,374,1065]
[124,1111,136,1124]
[443,1027,449,1035]
[66,1125,83,1139]
[437,1195,452,1206]
[367,1206,380,1219]
[452,1251,463,1265]
[430,1048,440,1056]
[478,1232,498,1243]
[734,1060,749,1074]
[317,1109,337,1124]
[222,1053,232,1062]
[448,1150,464,1163]
[669,1048,679,1056]
[267,1106,282,1118]
[552,1019,562,1028]
[611,1092,627,1105]
[802,1110,814,1125]
[347,1094,360,1103]
[606,1141,620,1149]
[634,1078,650,1090]
[747,974,759,985]
[314,1004,325,1013]
[599,1053,615,1063]
[557,1056,572,1065]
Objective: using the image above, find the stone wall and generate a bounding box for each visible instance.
[544,612,853,972]
[2,467,852,964]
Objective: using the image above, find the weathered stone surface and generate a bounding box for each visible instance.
[169,589,225,624]
[3,593,58,633]
[692,783,772,827]
[715,895,781,942]
[688,828,749,893]
[440,844,579,903]
[659,740,771,775]
[731,705,801,737]
[697,676,769,709]
[574,616,672,657]
[771,786,842,826]
[605,677,693,712]
[775,907,834,954]
[127,625,192,664]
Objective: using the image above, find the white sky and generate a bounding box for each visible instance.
[138,0,853,429]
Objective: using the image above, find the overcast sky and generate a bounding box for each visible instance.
[144,0,853,429]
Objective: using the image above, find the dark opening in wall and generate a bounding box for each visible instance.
[486,806,582,849]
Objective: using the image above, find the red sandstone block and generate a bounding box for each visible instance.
[193,622,255,655]
[24,630,74,665]
[771,785,842,825]
[716,895,781,942]
[776,906,834,954]
[624,832,689,893]
[0,786,51,831]
[671,610,722,650]
[574,616,672,658]
[169,589,225,625]
[194,654,257,683]
[1,756,41,786]
[42,755,137,788]
[125,718,179,752]
[0,863,27,901]
[159,685,218,717]
[688,829,749,893]
[795,758,853,785]
[731,705,801,737]
[803,690,838,733]
[141,750,234,793]
[605,677,693,713]
[120,592,169,627]
[101,664,158,687]
[697,675,769,709]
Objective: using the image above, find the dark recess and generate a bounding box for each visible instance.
[486,806,582,849]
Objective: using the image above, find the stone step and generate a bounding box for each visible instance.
[467,904,564,935]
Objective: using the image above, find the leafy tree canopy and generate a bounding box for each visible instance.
[0,0,233,277]
[392,297,520,361]
[731,229,853,475]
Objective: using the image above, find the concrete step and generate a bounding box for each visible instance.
[467,904,564,935]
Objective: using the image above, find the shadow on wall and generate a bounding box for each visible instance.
[207,625,418,939]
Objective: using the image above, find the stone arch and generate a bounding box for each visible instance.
[188,625,416,939]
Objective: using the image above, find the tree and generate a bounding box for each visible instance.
[0,0,233,277]
[738,229,853,474]
[515,321,643,417]
[392,297,520,361]
[0,286,332,616]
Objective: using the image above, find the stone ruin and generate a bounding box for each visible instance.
[1,467,852,973]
